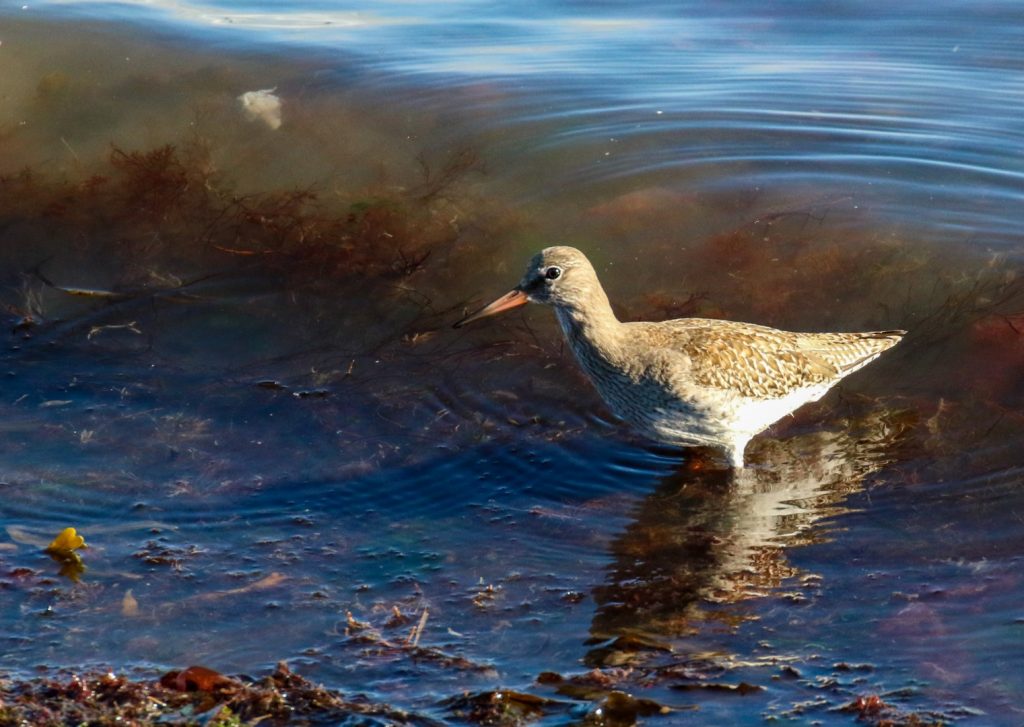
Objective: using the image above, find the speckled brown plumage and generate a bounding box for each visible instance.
[631,319,904,399]
[456,246,905,466]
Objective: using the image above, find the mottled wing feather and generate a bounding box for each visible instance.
[793,331,906,374]
[632,318,904,399]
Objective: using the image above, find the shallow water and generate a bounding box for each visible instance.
[1,2,1024,724]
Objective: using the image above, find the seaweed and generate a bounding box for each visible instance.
[0,662,438,726]
[340,610,497,674]
[0,135,483,289]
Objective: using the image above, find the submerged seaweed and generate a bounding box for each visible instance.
[0,138,481,286]
[0,662,439,726]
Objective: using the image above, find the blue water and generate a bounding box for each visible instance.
[20,0,1024,248]
[1,1,1024,724]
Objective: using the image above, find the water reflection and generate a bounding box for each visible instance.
[588,408,911,666]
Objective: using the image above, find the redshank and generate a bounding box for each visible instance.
[454,246,905,467]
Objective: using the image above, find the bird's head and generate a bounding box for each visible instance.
[454,246,599,327]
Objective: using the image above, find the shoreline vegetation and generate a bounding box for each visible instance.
[0,659,939,726]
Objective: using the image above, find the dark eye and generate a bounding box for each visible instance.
[545,266,562,280]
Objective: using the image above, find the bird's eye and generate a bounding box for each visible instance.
[545,266,562,280]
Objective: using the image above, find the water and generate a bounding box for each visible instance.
[1,1,1023,723]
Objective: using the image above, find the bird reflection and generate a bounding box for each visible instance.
[586,407,912,666]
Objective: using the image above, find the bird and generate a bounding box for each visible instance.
[454,246,905,467]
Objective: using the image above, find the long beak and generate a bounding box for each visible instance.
[453,289,529,328]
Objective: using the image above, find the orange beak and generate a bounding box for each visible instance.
[453,289,529,328]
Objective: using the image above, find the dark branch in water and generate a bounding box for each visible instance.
[412,146,483,203]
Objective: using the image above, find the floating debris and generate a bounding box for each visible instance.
[121,589,140,617]
[587,690,676,724]
[44,527,89,582]
[160,664,239,693]
[238,87,283,130]
[87,321,141,340]
[342,609,496,674]
[46,527,88,554]
[670,681,764,695]
[292,388,331,399]
[255,379,288,390]
[443,689,564,724]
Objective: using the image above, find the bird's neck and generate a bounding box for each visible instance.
[553,286,623,357]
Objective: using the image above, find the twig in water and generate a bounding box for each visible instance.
[88,321,142,340]
[408,608,429,647]
[60,137,81,163]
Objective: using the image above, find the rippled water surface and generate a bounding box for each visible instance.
[1,1,1024,723]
